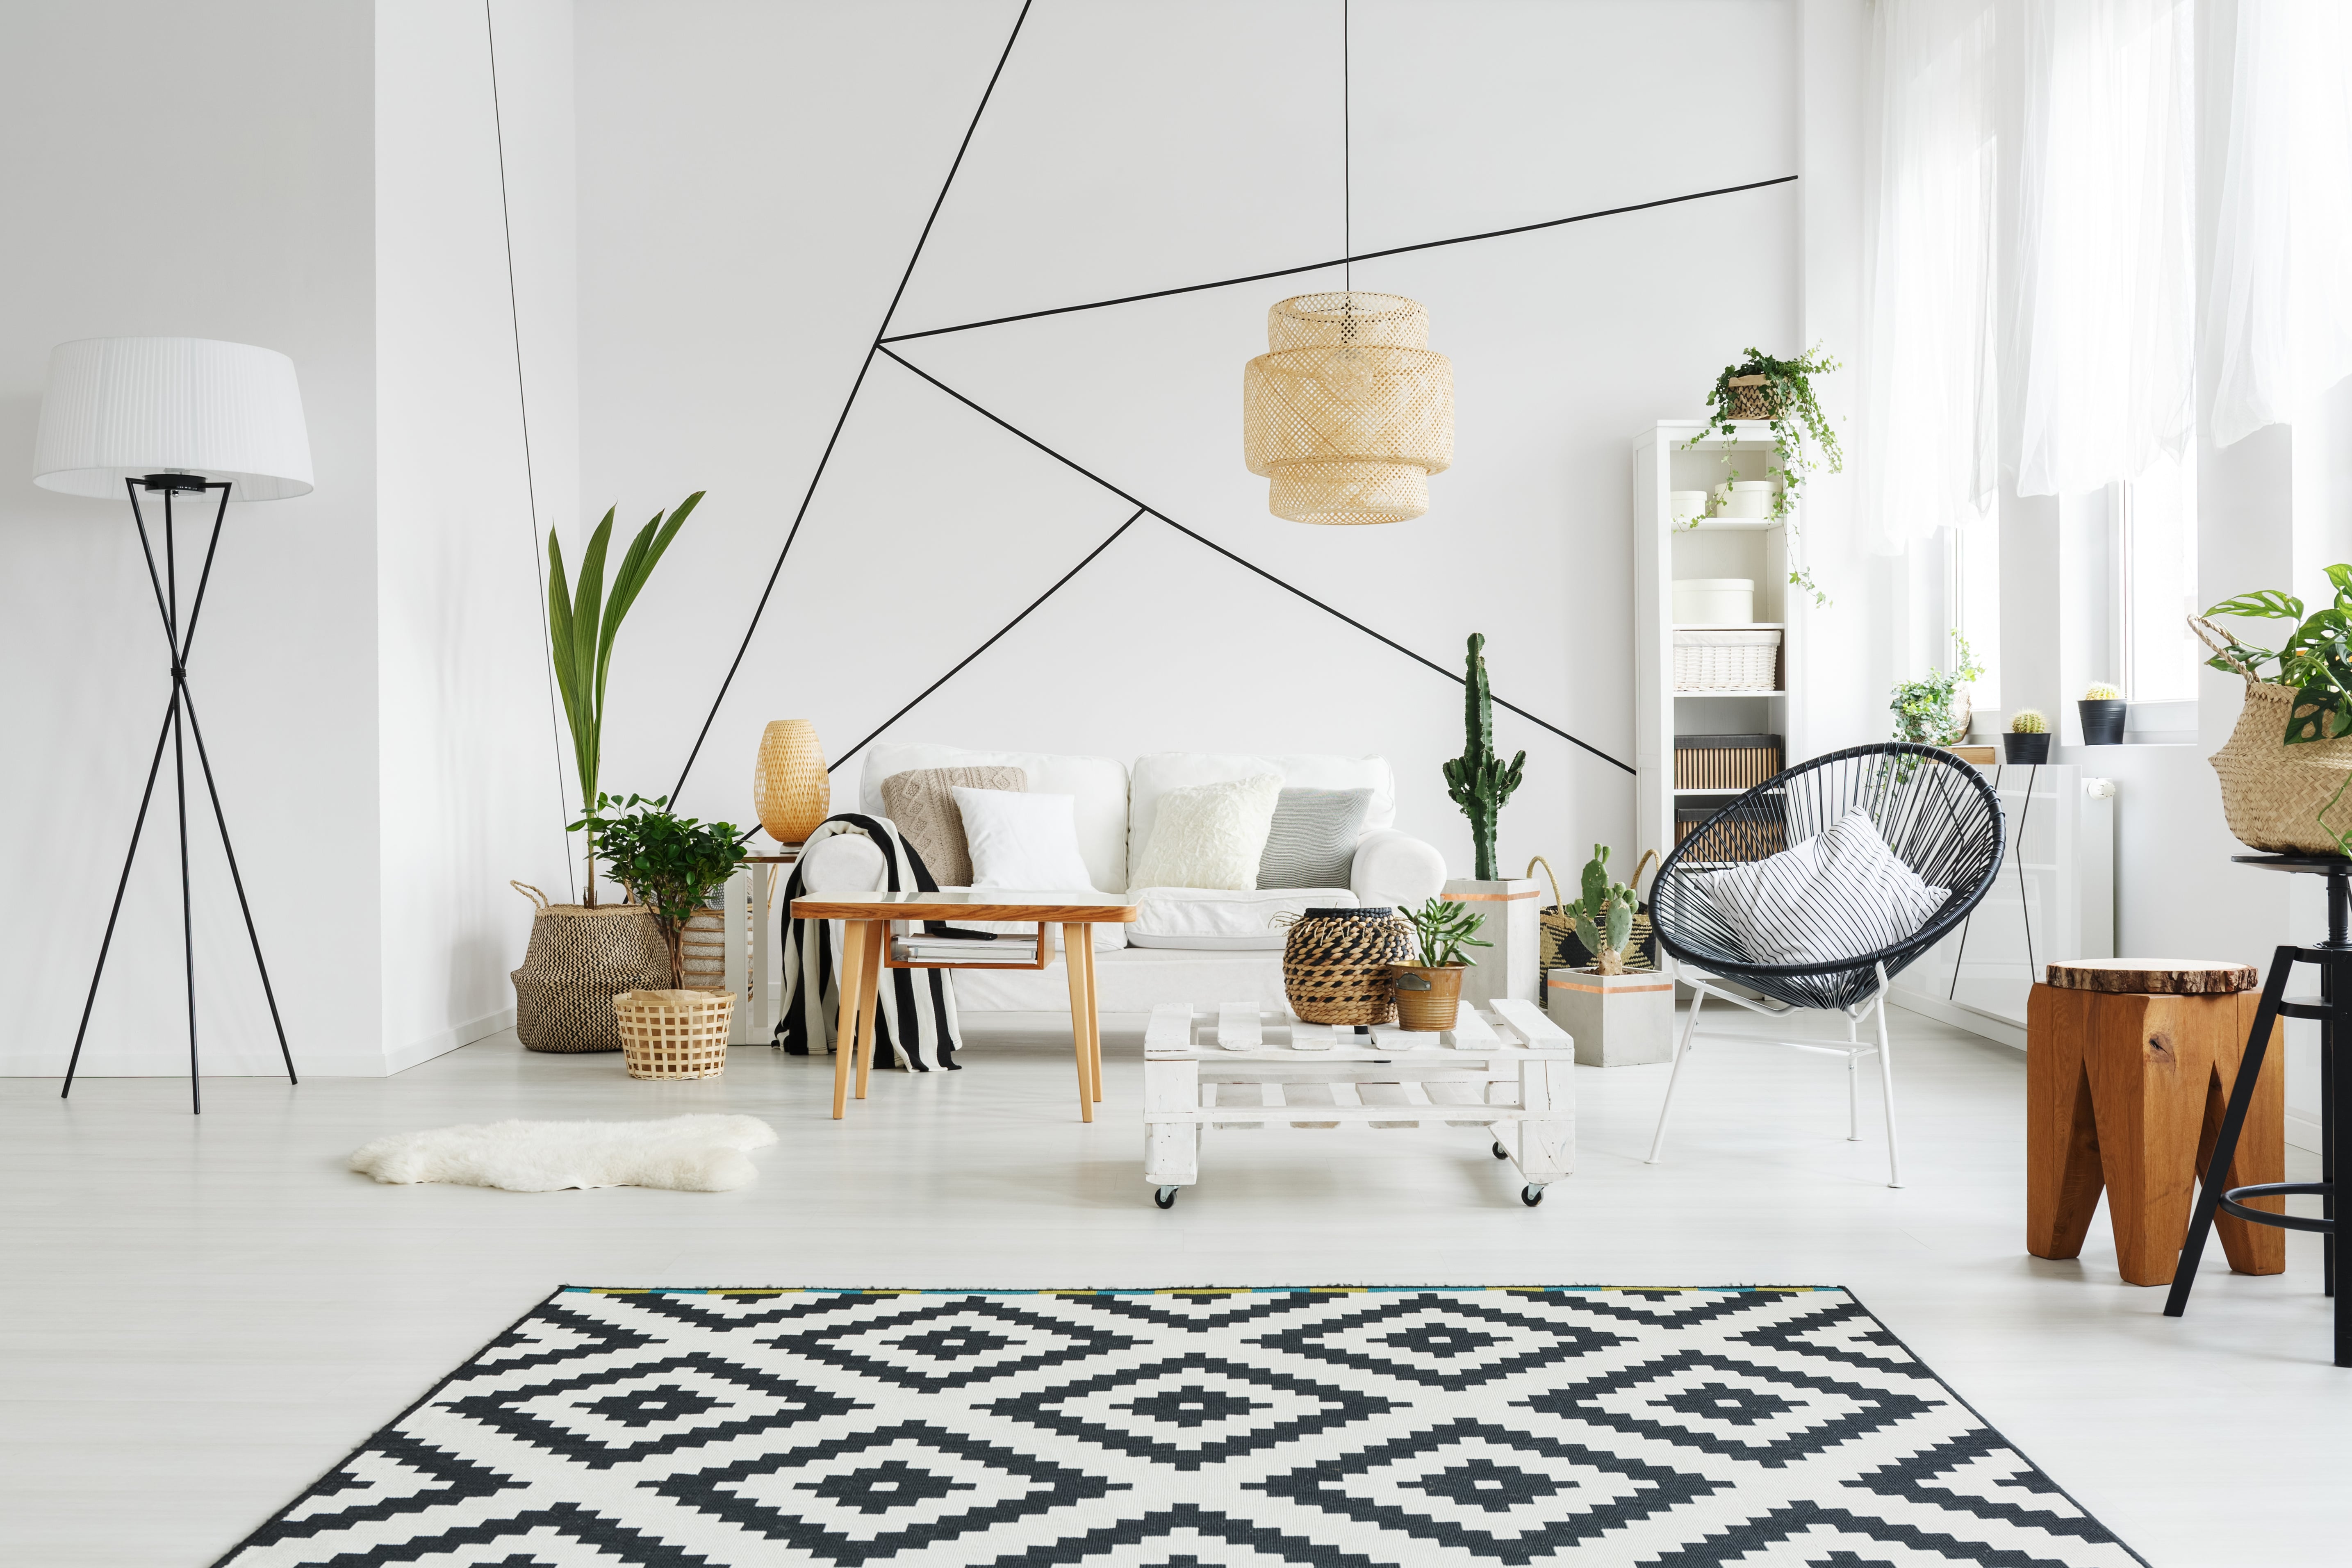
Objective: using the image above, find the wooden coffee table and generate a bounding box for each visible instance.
[787,891,1139,1122]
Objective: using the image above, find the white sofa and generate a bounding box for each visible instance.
[797,743,1448,1011]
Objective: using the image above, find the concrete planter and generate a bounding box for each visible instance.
[1445,877,1541,1008]
[1546,967,1676,1067]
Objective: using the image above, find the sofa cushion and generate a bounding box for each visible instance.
[861,743,1130,891]
[1127,886,1358,950]
[1257,788,1373,890]
[878,765,1026,885]
[1129,775,1283,891]
[954,788,1098,891]
[1129,753,1396,870]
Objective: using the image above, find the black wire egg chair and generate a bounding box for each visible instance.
[1644,742,2007,1187]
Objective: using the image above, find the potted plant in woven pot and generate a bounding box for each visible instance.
[1541,846,1674,1067]
[1391,896,1491,1031]
[2196,578,2352,854]
[508,493,703,1054]
[1441,633,1539,1006]
[2005,710,2051,764]
[577,792,753,1080]
[1687,344,1843,606]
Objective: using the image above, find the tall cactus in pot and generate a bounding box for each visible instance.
[1441,633,1527,880]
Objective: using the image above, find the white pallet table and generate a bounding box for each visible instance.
[1142,1005,1576,1210]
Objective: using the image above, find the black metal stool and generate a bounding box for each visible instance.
[2165,853,2344,1365]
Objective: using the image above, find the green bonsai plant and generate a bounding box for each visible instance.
[1890,634,1984,746]
[1442,633,1526,880]
[1686,344,1843,608]
[547,492,705,904]
[1398,895,1490,970]
[2197,571,2352,743]
[571,792,752,988]
[1562,844,1639,975]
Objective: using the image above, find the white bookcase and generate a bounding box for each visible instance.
[1632,421,1806,868]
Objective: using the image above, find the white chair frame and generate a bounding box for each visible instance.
[1644,960,1901,1188]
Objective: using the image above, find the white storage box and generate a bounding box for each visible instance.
[1673,628,1780,690]
[1724,481,1778,519]
[1671,578,1755,625]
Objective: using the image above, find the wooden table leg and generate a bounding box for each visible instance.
[855,919,885,1101]
[1062,922,1094,1122]
[832,919,868,1120]
[2027,984,2106,1261]
[1080,924,1103,1103]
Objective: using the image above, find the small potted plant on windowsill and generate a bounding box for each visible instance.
[1890,634,1984,748]
[2005,709,2051,764]
[1542,845,1672,1067]
[2080,684,2127,746]
[1391,896,1491,1031]
[576,792,754,1079]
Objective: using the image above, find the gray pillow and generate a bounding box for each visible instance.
[1255,787,1373,890]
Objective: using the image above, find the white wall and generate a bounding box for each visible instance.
[377,0,581,1073]
[0,0,383,1077]
[574,0,1807,879]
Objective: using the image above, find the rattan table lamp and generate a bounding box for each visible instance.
[754,720,829,845]
[34,336,313,1112]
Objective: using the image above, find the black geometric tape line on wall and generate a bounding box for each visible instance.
[637,0,1797,798]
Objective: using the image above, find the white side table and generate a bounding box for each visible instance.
[1142,997,1575,1210]
[720,849,798,1046]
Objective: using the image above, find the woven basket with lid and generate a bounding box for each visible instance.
[1281,906,1414,1026]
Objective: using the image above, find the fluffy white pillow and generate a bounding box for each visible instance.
[1129,775,1284,891]
[1711,809,1949,967]
[951,788,1099,890]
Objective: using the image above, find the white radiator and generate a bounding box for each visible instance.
[1890,763,2115,1048]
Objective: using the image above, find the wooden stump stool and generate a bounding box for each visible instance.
[2027,959,2284,1286]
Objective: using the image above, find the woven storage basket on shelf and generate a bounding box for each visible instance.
[1675,807,1788,861]
[613,989,735,1080]
[1281,906,1414,1025]
[1726,374,1781,421]
[1673,734,1783,791]
[1673,630,1780,691]
[508,883,672,1054]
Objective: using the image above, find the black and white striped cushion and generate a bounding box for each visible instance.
[1711,809,1949,969]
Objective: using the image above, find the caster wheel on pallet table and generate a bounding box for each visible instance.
[1154,1186,1180,1209]
[1521,1185,1545,1207]
[1491,1141,1510,1160]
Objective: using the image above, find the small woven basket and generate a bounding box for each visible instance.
[613,989,735,1080]
[2194,617,2352,855]
[1531,853,1659,973]
[1281,907,1414,1025]
[1726,374,1781,421]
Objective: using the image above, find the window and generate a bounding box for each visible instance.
[2116,448,2199,719]
[1948,518,2001,712]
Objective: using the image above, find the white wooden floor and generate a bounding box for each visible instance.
[2,1003,2342,1566]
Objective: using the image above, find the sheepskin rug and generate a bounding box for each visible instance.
[349,1114,776,1192]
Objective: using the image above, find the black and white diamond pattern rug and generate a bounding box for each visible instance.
[216,1286,2145,1566]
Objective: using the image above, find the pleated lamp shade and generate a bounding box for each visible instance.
[1242,292,1453,525]
[753,720,829,844]
[32,337,314,502]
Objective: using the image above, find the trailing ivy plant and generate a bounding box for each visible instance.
[1685,344,1843,608]
[2198,569,2352,744]
[571,792,753,988]
[1889,633,1984,746]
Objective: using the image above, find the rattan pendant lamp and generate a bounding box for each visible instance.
[1242,2,1453,525]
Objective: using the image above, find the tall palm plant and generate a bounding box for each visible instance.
[547,491,704,904]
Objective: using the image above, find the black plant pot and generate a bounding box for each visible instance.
[2004,731,2052,764]
[2079,699,2127,746]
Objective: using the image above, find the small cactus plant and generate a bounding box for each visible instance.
[1564,844,1640,976]
[2083,683,2122,701]
[1441,633,1527,881]
[2010,708,2048,734]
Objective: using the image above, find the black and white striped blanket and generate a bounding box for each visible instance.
[774,814,961,1071]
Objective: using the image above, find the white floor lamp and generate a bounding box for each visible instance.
[34,337,314,1113]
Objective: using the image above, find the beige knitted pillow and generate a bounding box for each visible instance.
[878,765,1027,885]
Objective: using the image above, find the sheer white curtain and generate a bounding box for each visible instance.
[2013,0,2194,497]
[2210,0,2352,446]
[1862,0,1999,554]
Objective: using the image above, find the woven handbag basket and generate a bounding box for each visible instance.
[1282,907,1414,1026]
[614,989,735,1080]
[2210,680,2352,854]
[509,883,673,1054]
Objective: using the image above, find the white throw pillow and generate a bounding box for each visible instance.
[1128,775,1283,891]
[952,788,1099,890]
[1711,809,1949,967]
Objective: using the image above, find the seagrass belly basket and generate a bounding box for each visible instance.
[509,882,672,1053]
[2209,680,2352,855]
[1281,906,1415,1026]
